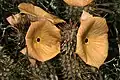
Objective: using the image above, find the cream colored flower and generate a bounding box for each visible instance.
[64,0,93,7]
[25,19,60,62]
[18,3,65,24]
[76,11,108,68]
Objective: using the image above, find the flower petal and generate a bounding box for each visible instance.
[18,3,65,24]
[76,11,108,68]
[64,0,93,7]
[25,19,60,62]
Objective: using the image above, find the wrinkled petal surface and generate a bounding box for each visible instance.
[64,0,93,7]
[25,19,60,62]
[76,11,108,68]
[18,3,65,24]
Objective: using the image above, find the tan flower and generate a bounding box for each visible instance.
[6,3,64,66]
[6,14,22,26]
[7,3,65,26]
[76,11,108,68]
[24,19,60,62]
[18,3,65,24]
[64,0,93,7]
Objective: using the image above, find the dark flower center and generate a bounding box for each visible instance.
[37,38,40,42]
[85,38,88,43]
